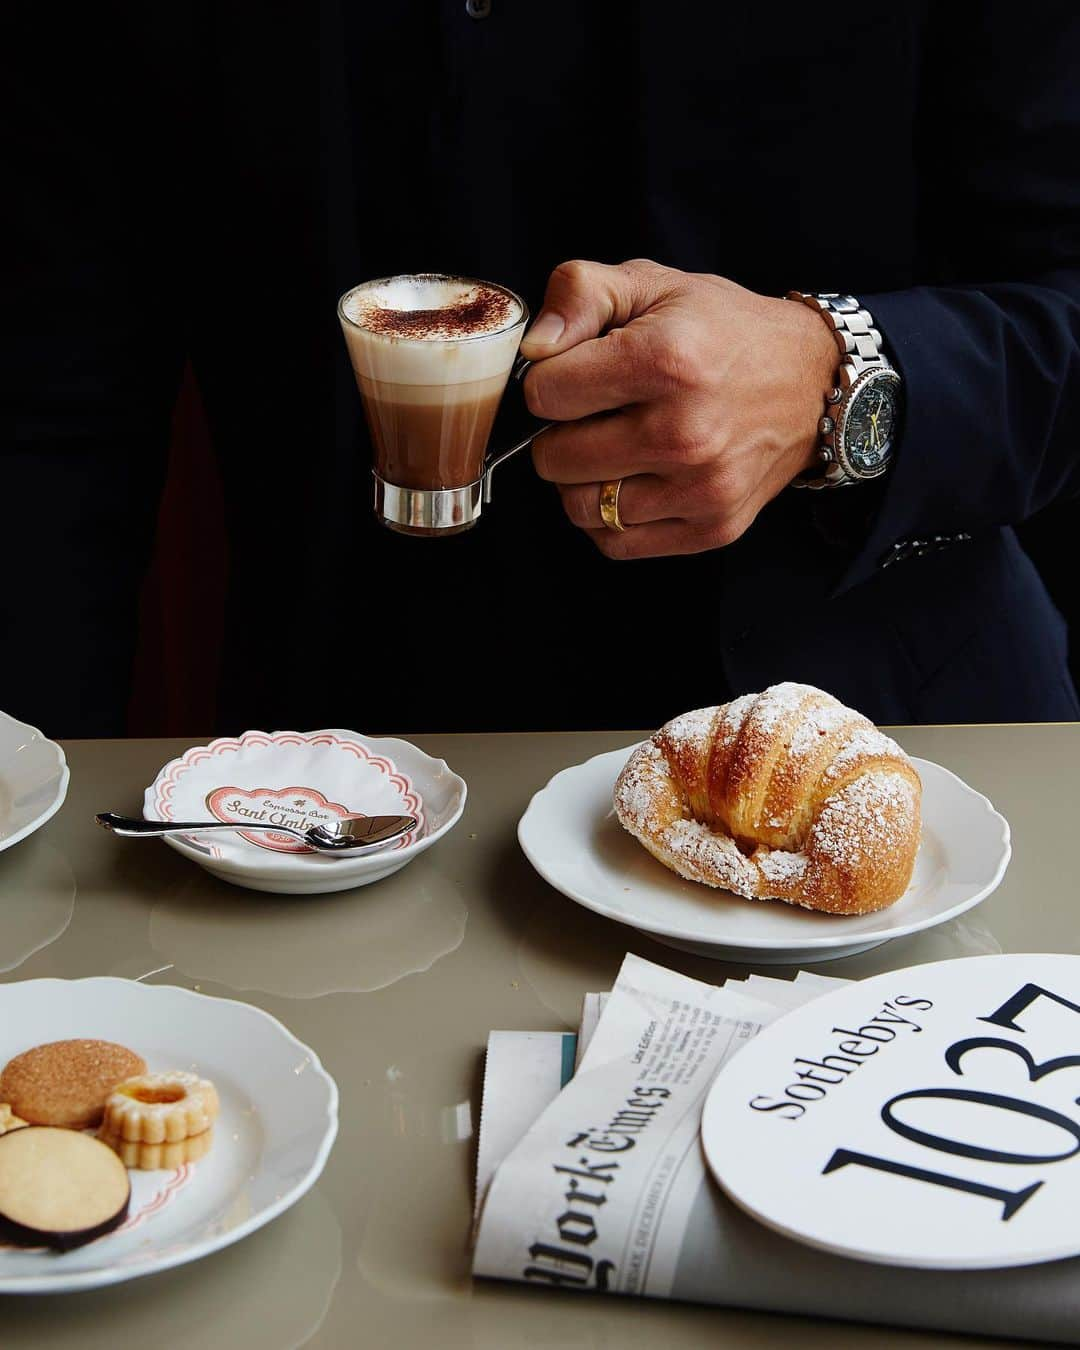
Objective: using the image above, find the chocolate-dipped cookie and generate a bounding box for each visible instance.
[0,1126,131,1250]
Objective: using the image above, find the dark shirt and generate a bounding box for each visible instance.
[9,3,1080,735]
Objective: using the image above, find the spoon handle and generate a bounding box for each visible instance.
[95,812,307,842]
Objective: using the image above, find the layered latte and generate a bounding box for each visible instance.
[339,275,527,498]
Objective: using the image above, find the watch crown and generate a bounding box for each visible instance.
[820,447,834,463]
[819,415,835,436]
[826,386,842,404]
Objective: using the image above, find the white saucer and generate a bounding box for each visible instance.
[144,729,467,894]
[517,747,1011,965]
[0,711,68,854]
[0,977,337,1292]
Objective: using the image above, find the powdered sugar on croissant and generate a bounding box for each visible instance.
[613,683,921,915]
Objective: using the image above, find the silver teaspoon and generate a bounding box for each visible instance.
[95,811,417,855]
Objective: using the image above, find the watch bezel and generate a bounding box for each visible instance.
[834,367,902,481]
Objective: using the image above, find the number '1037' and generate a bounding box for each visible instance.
[823,984,1080,1219]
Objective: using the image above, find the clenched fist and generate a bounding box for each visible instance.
[518,258,838,559]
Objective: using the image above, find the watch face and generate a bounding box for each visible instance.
[842,372,901,476]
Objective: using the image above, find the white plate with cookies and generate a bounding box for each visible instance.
[518,687,1011,965]
[0,978,337,1293]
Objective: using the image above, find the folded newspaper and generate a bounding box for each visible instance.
[473,954,1080,1344]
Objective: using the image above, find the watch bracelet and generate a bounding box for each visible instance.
[787,291,892,489]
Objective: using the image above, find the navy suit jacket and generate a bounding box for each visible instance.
[9,2,1080,734]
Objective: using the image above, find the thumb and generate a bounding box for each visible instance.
[519,258,667,359]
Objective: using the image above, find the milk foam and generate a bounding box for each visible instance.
[345,276,522,338]
[339,275,525,388]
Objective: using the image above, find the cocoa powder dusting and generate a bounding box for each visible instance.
[357,285,515,340]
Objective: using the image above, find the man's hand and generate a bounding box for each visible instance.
[518,259,838,559]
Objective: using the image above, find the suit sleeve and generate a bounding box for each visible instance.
[831,3,1080,594]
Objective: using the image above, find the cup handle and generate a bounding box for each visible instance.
[481,358,553,504]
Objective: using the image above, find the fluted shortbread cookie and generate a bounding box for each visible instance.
[98,1125,215,1171]
[0,1104,27,1135]
[100,1071,218,1144]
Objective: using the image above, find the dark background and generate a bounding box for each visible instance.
[13,3,1079,738]
[129,368,1080,735]
[1017,505,1079,705]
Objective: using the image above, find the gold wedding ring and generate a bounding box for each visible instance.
[599,479,626,532]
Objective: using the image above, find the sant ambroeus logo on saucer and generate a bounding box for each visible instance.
[206,785,352,854]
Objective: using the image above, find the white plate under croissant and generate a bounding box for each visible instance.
[518,686,1011,964]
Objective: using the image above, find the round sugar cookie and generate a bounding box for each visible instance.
[0,1040,147,1130]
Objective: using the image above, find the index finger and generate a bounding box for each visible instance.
[523,320,677,422]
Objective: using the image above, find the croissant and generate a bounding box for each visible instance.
[613,683,921,915]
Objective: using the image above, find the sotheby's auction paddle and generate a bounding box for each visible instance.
[702,953,1080,1270]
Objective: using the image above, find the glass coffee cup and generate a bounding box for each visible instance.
[338,274,543,536]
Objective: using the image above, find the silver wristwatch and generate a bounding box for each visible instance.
[786,291,903,489]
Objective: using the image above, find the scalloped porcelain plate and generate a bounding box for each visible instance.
[0,977,337,1293]
[0,711,69,854]
[518,749,1011,964]
[144,729,467,894]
